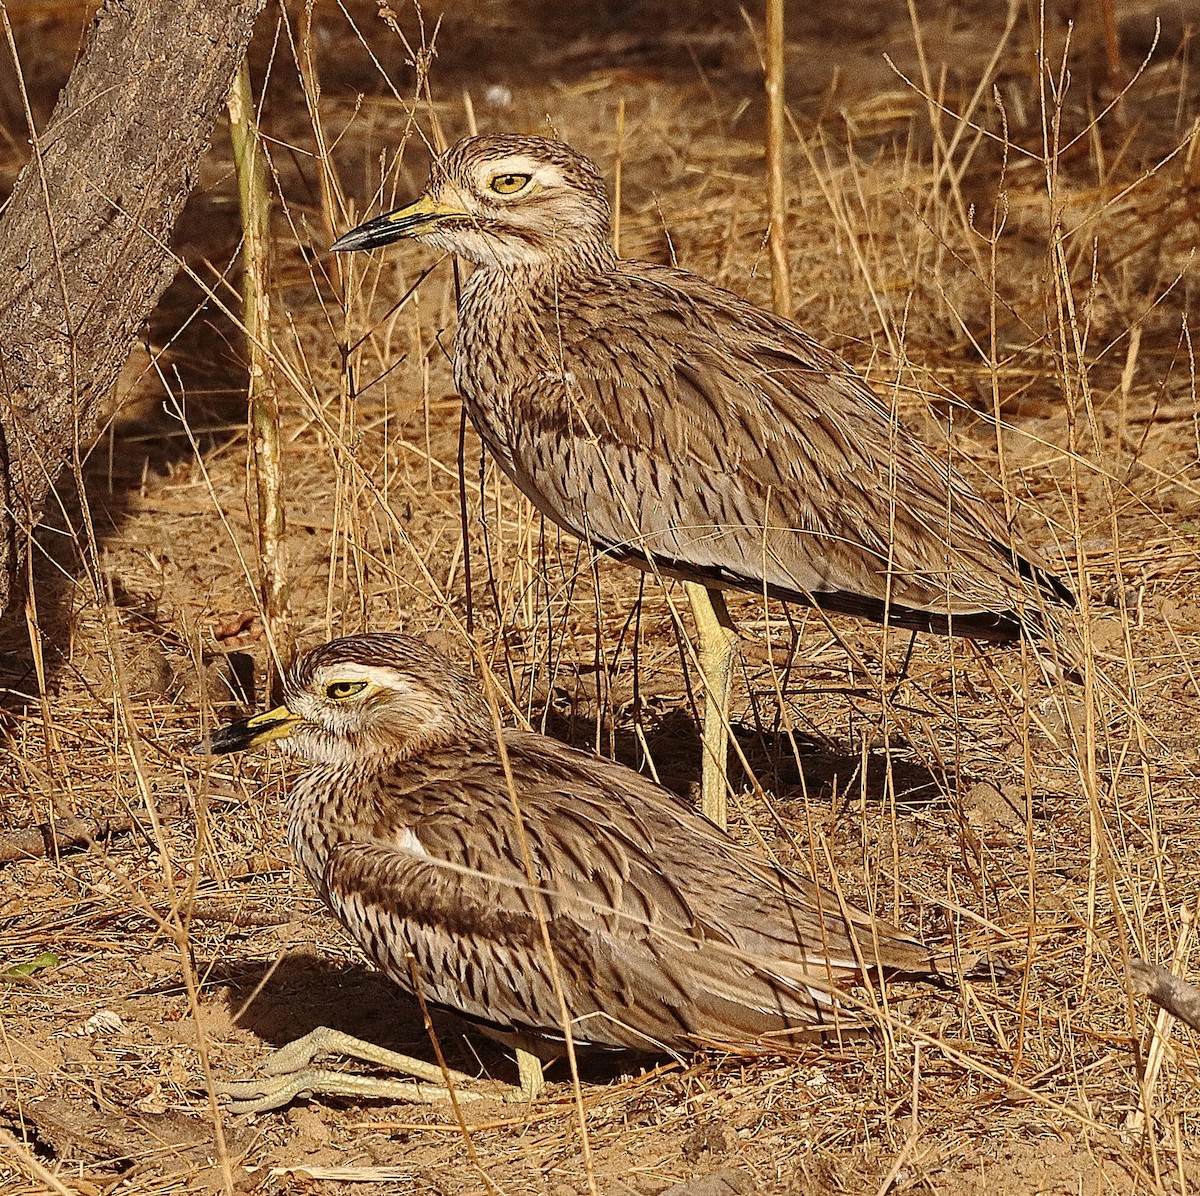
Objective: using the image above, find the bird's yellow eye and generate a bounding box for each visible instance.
[325,680,368,700]
[489,172,530,196]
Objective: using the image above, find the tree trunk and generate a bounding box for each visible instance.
[0,0,266,610]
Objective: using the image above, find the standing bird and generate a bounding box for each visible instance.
[203,632,935,1113]
[331,135,1074,828]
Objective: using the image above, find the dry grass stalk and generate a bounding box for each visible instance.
[763,0,791,320]
[228,56,291,694]
[1099,0,1123,97]
[476,651,599,1194]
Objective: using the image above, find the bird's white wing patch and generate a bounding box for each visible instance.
[393,826,429,857]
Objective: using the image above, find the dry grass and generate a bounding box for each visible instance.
[3,1,1200,1193]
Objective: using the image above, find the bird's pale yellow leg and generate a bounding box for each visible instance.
[516,1048,545,1099]
[684,582,739,830]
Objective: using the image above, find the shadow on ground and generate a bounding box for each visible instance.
[537,698,954,809]
[212,950,660,1092]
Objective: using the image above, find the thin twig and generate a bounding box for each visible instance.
[1131,960,1200,1034]
[1127,906,1196,1140]
[0,800,187,863]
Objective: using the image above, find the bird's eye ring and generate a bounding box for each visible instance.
[325,680,368,700]
[489,172,530,196]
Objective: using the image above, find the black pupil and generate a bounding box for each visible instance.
[502,176,518,188]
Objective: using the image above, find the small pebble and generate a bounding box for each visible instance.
[77,1009,127,1036]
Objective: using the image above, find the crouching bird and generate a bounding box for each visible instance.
[331,134,1076,830]
[200,632,937,1112]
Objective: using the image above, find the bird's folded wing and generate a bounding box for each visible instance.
[502,268,1057,619]
[318,825,858,1051]
[314,738,931,1050]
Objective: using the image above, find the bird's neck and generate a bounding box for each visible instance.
[466,241,619,297]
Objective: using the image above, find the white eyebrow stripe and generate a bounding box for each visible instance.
[313,663,410,691]
[481,154,542,177]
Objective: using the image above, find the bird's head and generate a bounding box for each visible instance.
[199,633,491,767]
[331,134,614,271]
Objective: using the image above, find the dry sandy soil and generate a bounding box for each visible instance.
[4,0,1200,1192]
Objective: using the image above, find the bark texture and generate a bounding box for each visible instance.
[0,0,266,609]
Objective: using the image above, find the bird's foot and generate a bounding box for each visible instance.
[215,1026,519,1114]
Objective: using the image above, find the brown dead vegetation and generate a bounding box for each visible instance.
[4,1,1200,1193]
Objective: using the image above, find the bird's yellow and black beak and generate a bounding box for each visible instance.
[198,705,303,756]
[330,194,467,253]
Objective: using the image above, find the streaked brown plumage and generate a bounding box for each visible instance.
[207,632,934,1058]
[332,135,1075,829]
[332,134,1073,643]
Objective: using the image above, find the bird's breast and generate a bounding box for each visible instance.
[286,765,382,899]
